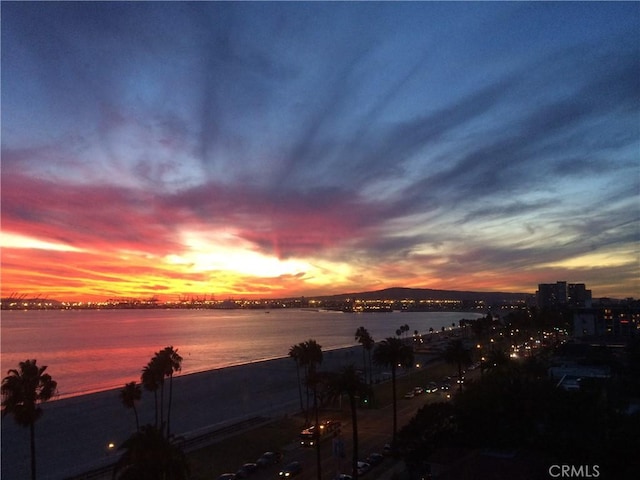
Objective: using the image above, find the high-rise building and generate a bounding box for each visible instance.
[536,281,591,308]
[567,283,592,308]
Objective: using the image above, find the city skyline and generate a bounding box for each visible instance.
[2,2,639,302]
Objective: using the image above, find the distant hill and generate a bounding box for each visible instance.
[314,287,535,305]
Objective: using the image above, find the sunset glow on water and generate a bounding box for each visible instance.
[1,309,482,398]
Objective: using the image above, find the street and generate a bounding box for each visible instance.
[240,388,456,480]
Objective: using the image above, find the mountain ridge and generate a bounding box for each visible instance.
[312,286,534,304]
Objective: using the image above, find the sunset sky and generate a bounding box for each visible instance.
[2,2,638,301]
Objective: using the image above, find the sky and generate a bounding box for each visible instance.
[1,1,639,302]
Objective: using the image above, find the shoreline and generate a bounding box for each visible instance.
[0,343,372,479]
[1,333,455,480]
[49,342,362,402]
[49,329,455,402]
[3,309,478,402]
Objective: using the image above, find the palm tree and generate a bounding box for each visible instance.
[157,346,182,437]
[112,424,189,480]
[355,327,374,384]
[141,361,162,428]
[288,343,305,412]
[327,365,371,480]
[1,359,57,480]
[486,348,510,370]
[442,339,472,392]
[302,339,323,374]
[373,337,414,448]
[297,339,323,424]
[296,339,323,480]
[120,381,142,432]
[396,324,410,340]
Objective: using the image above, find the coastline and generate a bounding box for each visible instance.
[2,308,477,401]
[1,329,452,480]
[0,343,378,480]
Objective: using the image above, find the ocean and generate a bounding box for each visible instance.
[1,308,482,399]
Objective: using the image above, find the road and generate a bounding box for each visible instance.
[242,388,456,480]
[256,361,484,480]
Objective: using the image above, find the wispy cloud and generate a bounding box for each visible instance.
[2,1,638,299]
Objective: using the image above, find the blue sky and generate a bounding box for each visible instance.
[2,1,638,300]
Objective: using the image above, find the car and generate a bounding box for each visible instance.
[256,451,283,467]
[413,386,424,395]
[337,475,353,480]
[403,391,415,399]
[439,382,450,391]
[424,382,439,393]
[354,461,371,476]
[236,463,258,478]
[217,474,236,480]
[366,453,384,466]
[382,444,392,456]
[278,461,302,478]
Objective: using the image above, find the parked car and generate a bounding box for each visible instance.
[366,453,384,466]
[413,386,424,395]
[278,461,302,478]
[355,461,371,476]
[337,475,353,480]
[382,444,392,456]
[403,391,415,399]
[256,451,283,467]
[217,474,236,480]
[236,463,258,478]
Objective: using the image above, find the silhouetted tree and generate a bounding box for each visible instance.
[298,339,323,480]
[355,326,375,384]
[157,346,182,436]
[141,347,182,436]
[486,349,510,370]
[442,339,472,392]
[327,365,371,480]
[1,359,57,480]
[288,343,305,412]
[112,424,189,480]
[373,337,414,447]
[299,339,323,425]
[120,381,142,432]
[141,362,162,428]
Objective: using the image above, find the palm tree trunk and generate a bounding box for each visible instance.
[154,390,159,428]
[160,383,165,431]
[295,361,303,412]
[30,421,36,480]
[314,386,322,480]
[133,405,140,432]
[350,394,359,480]
[305,366,310,425]
[391,365,398,447]
[167,374,174,436]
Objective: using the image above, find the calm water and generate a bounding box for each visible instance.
[1,309,482,398]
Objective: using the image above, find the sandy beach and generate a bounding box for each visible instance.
[1,344,390,480]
